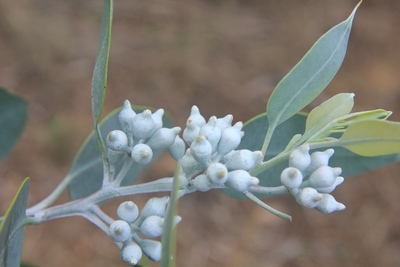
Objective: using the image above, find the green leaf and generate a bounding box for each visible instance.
[339,120,400,156]
[0,88,28,161]
[0,178,30,267]
[68,107,173,200]
[223,113,400,199]
[266,3,360,133]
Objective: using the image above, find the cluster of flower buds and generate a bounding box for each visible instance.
[280,144,346,214]
[108,196,181,264]
[106,100,181,167]
[173,106,263,193]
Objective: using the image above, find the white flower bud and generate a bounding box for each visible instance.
[216,114,233,131]
[146,127,181,150]
[289,144,311,173]
[117,201,139,223]
[121,242,143,265]
[304,149,335,176]
[131,144,153,165]
[295,187,322,208]
[308,166,341,188]
[141,196,170,219]
[108,149,126,169]
[151,108,164,135]
[187,105,206,127]
[206,163,228,185]
[168,136,186,162]
[181,149,199,176]
[138,239,162,262]
[192,174,213,192]
[190,135,212,166]
[225,170,259,193]
[118,100,136,138]
[182,121,201,146]
[224,149,263,171]
[314,176,344,193]
[217,122,244,157]
[315,194,346,214]
[109,220,131,242]
[280,167,303,189]
[132,109,156,140]
[106,130,130,153]
[140,215,164,238]
[199,116,222,153]
[219,150,236,164]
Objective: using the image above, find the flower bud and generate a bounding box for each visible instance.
[315,193,346,214]
[190,135,212,166]
[131,144,153,165]
[308,166,341,188]
[181,149,199,176]
[187,105,206,127]
[224,149,263,171]
[168,136,186,162]
[314,176,344,193]
[216,114,233,131]
[117,201,139,223]
[118,100,136,139]
[219,150,236,164]
[137,239,162,262]
[109,220,131,242]
[108,149,126,173]
[140,215,164,238]
[280,167,303,189]
[295,187,322,208]
[146,127,181,150]
[192,174,213,192]
[225,170,259,193]
[206,163,228,184]
[182,121,201,146]
[303,149,335,176]
[132,109,156,140]
[217,122,244,157]
[199,116,222,153]
[289,144,311,173]
[106,130,130,153]
[121,241,143,265]
[151,108,164,135]
[141,196,170,219]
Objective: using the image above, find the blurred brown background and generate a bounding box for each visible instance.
[1,0,400,266]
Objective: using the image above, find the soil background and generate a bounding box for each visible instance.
[1,0,400,266]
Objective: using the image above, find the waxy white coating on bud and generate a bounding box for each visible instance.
[289,144,311,173]
[200,116,222,153]
[140,215,164,238]
[314,176,344,193]
[131,144,153,165]
[121,242,143,265]
[109,220,131,242]
[106,130,129,152]
[217,122,244,157]
[118,100,136,137]
[296,187,322,208]
[304,148,335,176]
[192,174,213,192]
[216,114,233,131]
[181,149,199,177]
[206,163,228,184]
[187,105,206,127]
[168,136,186,162]
[182,121,201,146]
[190,135,212,166]
[146,127,181,150]
[141,196,170,219]
[138,239,162,262]
[315,193,346,214]
[151,108,164,135]
[308,166,341,188]
[117,201,139,223]
[280,167,303,189]
[131,109,156,140]
[108,149,126,167]
[224,150,263,171]
[225,170,259,193]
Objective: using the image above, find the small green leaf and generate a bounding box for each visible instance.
[265,3,360,147]
[0,88,28,161]
[0,178,30,267]
[68,107,173,200]
[339,120,400,156]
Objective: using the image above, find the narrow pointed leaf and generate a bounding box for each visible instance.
[266,3,360,130]
[339,120,400,156]
[0,88,27,161]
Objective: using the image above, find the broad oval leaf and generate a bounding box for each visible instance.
[0,178,30,267]
[0,88,28,161]
[68,107,173,201]
[266,3,360,130]
[339,120,400,156]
